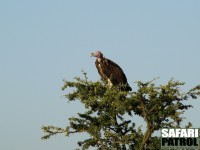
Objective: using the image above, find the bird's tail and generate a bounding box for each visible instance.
[125,84,132,91]
[119,84,132,91]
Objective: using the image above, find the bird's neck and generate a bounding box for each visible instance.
[97,57,102,62]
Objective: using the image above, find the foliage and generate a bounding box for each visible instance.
[42,73,200,150]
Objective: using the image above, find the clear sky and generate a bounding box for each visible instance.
[0,0,200,150]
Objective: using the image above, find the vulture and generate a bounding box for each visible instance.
[91,51,132,91]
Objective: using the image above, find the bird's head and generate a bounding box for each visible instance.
[90,51,103,58]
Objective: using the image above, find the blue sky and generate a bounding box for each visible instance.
[0,1,200,149]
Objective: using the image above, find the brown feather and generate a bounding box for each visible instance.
[95,57,132,91]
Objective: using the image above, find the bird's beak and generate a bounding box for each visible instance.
[90,53,94,57]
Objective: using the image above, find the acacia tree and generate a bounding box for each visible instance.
[42,72,200,150]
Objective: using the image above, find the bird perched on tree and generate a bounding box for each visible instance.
[90,51,132,91]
